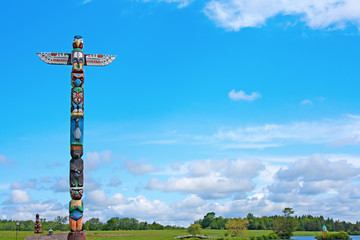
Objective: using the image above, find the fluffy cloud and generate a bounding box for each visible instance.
[53,177,68,192]
[147,158,264,199]
[268,155,360,202]
[2,154,360,224]
[85,150,112,171]
[228,89,261,101]
[85,190,173,223]
[276,154,360,181]
[84,174,101,191]
[204,0,360,31]
[3,190,31,204]
[125,160,157,175]
[1,201,66,221]
[10,179,37,190]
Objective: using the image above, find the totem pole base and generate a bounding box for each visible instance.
[68,232,86,240]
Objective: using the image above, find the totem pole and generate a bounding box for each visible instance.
[37,36,115,240]
[34,213,42,234]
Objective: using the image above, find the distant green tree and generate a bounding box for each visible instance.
[273,208,298,239]
[210,216,227,229]
[226,218,249,237]
[104,217,120,230]
[188,223,202,235]
[202,212,215,229]
[247,213,256,230]
[139,221,149,230]
[53,216,68,231]
[84,218,103,230]
[149,221,164,230]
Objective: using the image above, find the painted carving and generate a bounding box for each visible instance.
[34,213,42,233]
[37,35,115,238]
[71,35,84,72]
[69,187,83,232]
[70,158,84,187]
[70,117,84,145]
[71,87,84,113]
[71,72,84,88]
[71,146,83,159]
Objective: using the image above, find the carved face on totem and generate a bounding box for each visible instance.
[70,187,83,200]
[71,72,84,87]
[73,35,83,49]
[72,87,84,106]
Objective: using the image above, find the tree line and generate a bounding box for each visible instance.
[194,211,360,232]
[0,217,183,231]
[1,210,359,233]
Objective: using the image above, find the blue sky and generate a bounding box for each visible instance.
[2,0,360,226]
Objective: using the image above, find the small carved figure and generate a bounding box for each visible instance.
[70,158,84,187]
[69,187,84,232]
[71,87,84,113]
[70,187,83,200]
[73,118,82,142]
[70,117,84,145]
[71,72,84,87]
[34,213,42,233]
[71,35,84,72]
[69,199,83,232]
[71,146,83,159]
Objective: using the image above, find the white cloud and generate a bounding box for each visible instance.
[276,154,360,182]
[3,154,360,224]
[86,190,128,210]
[162,0,193,8]
[85,150,112,171]
[174,194,206,209]
[4,190,31,204]
[148,175,255,199]
[10,179,37,190]
[125,160,157,175]
[268,155,360,205]
[84,174,101,191]
[204,0,360,31]
[228,89,261,101]
[85,191,174,223]
[301,99,313,105]
[147,158,264,199]
[1,201,66,221]
[53,177,68,192]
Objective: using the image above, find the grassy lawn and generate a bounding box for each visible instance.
[0,230,44,240]
[0,230,319,240]
[293,231,321,236]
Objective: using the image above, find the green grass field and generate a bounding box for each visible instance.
[0,230,320,240]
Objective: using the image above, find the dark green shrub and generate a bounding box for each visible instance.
[315,231,350,240]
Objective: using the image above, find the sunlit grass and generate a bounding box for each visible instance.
[0,229,320,240]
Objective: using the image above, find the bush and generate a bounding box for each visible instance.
[187,223,202,235]
[315,231,350,240]
[267,233,280,239]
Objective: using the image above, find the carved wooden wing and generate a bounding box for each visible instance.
[37,52,71,65]
[85,54,116,66]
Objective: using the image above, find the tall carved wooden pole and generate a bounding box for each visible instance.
[37,35,115,240]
